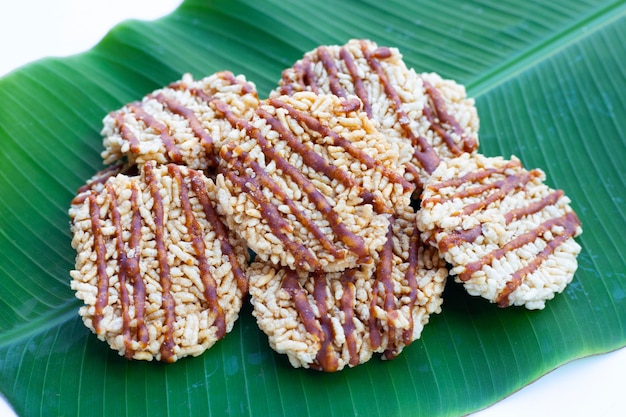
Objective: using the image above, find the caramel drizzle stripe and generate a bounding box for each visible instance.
[358,42,440,175]
[106,184,133,358]
[221,145,342,260]
[318,46,347,98]
[144,162,177,362]
[422,105,463,156]
[401,232,420,346]
[459,211,581,282]
[339,47,372,117]
[188,170,248,294]
[371,46,393,59]
[187,88,215,106]
[289,57,320,94]
[301,56,320,94]
[313,271,340,371]
[369,221,397,351]
[505,190,564,225]
[217,70,256,95]
[257,107,389,214]
[496,213,580,307]
[278,67,296,95]
[112,111,141,154]
[438,225,483,253]
[340,269,359,367]
[460,170,540,216]
[269,96,413,192]
[215,99,370,265]
[152,93,216,164]
[127,103,184,164]
[112,185,149,352]
[379,223,397,313]
[71,192,89,206]
[89,193,108,335]
[454,181,503,202]
[170,165,226,339]
[220,166,320,270]
[339,98,362,113]
[127,184,149,347]
[422,79,478,154]
[403,162,424,191]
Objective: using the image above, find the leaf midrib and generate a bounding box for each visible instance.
[467,0,626,97]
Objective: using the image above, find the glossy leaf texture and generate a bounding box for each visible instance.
[1,0,625,416]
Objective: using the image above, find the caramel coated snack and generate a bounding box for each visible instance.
[101,71,259,169]
[417,153,583,310]
[248,206,447,371]
[69,162,248,362]
[273,39,480,189]
[214,91,414,272]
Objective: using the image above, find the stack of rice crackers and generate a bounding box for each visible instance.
[69,39,582,370]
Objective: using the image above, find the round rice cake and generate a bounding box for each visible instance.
[101,71,259,170]
[417,153,583,310]
[214,91,414,272]
[272,38,480,189]
[69,161,249,362]
[248,206,448,371]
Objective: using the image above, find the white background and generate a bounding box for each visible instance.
[1,1,625,416]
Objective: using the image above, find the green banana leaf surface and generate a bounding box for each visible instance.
[1,0,625,416]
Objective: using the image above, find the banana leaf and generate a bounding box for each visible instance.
[0,0,625,416]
